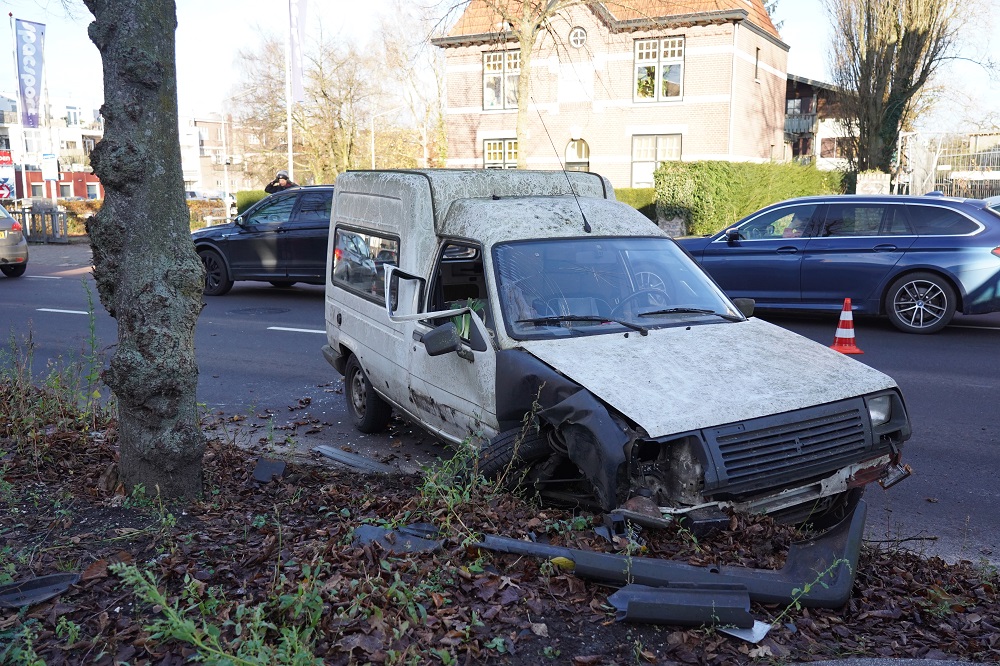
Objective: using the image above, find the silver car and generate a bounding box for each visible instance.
[0,205,28,278]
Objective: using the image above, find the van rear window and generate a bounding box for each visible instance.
[331,228,399,303]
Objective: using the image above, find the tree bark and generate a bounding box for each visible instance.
[84,0,206,499]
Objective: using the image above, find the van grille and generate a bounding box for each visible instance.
[706,404,870,497]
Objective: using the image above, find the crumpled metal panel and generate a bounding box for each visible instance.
[517,317,898,439]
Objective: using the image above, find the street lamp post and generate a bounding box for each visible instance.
[370,107,403,169]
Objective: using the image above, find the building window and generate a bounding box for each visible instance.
[83,138,95,155]
[86,183,99,199]
[786,97,815,115]
[66,106,79,126]
[484,139,517,168]
[634,37,684,102]
[483,50,520,110]
[821,137,853,160]
[569,26,587,48]
[565,139,590,171]
[31,183,44,197]
[631,134,681,187]
[0,135,9,150]
[59,183,72,197]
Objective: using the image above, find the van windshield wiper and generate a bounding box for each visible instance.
[517,315,649,336]
[638,307,743,322]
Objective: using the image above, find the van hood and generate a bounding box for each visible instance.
[515,318,897,438]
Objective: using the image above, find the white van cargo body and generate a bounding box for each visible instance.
[323,170,911,526]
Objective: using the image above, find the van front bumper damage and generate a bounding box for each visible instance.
[479,499,867,624]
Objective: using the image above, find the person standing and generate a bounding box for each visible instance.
[264,170,298,194]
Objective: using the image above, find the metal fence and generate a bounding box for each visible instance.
[9,209,70,244]
[900,132,1000,199]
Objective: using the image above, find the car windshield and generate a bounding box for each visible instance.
[494,237,741,339]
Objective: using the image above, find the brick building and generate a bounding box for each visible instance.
[432,0,788,189]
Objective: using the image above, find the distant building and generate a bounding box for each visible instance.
[784,74,851,171]
[0,92,105,200]
[432,0,789,189]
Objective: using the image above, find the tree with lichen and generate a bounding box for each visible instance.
[83,0,206,499]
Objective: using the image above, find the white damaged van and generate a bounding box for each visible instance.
[322,170,911,526]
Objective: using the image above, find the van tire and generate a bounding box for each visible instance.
[1,264,26,278]
[345,356,392,433]
[884,271,956,334]
[478,427,551,489]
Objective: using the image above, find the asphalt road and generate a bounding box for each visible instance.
[4,241,999,567]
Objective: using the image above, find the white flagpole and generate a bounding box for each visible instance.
[284,0,293,181]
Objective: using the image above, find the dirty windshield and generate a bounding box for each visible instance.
[494,237,740,339]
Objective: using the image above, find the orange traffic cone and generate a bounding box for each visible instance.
[830,298,863,354]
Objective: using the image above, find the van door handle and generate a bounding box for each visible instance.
[776,246,799,254]
[873,244,898,252]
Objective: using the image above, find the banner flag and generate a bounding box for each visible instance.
[14,19,46,128]
[289,0,307,103]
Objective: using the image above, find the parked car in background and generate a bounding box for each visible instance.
[0,204,28,278]
[192,185,333,295]
[677,194,1000,333]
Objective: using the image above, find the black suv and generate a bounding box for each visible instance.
[192,186,333,295]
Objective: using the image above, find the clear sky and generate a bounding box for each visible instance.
[2,0,998,131]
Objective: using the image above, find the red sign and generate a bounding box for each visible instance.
[0,150,12,166]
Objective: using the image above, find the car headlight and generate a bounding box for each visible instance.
[867,395,892,427]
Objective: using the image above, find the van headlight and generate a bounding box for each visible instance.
[867,395,892,427]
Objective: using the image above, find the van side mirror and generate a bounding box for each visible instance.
[422,322,463,357]
[725,228,741,244]
[732,298,755,318]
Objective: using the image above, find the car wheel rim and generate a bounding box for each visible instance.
[893,279,948,330]
[350,371,366,417]
[202,255,221,290]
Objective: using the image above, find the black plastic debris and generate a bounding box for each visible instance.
[353,524,443,554]
[480,500,867,609]
[0,573,81,609]
[608,583,753,628]
[252,457,286,483]
[314,445,394,474]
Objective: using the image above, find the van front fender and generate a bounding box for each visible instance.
[495,349,628,510]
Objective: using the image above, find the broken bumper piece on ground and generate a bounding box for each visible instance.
[479,500,866,611]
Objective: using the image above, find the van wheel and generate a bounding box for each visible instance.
[885,271,956,334]
[1,264,26,278]
[344,356,391,433]
[198,249,233,296]
[478,427,552,490]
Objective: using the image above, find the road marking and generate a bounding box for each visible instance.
[27,275,61,279]
[37,308,89,315]
[267,326,325,334]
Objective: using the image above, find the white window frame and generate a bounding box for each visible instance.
[483,50,520,110]
[631,134,682,188]
[484,138,518,169]
[634,37,684,102]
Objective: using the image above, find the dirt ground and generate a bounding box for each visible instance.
[1,390,998,664]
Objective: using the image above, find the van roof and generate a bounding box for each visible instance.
[442,196,664,245]
[336,169,617,234]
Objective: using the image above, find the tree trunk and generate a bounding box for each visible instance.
[84,0,206,499]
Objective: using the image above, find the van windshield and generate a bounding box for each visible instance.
[494,237,741,339]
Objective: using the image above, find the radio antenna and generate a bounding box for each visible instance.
[532,94,591,233]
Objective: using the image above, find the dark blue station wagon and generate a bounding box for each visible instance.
[677,194,1000,333]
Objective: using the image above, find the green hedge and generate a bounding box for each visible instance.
[236,190,268,214]
[655,162,843,236]
[615,187,656,221]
